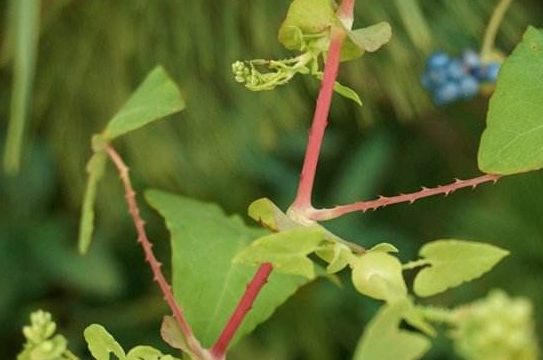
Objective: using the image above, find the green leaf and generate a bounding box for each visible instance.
[84,324,125,360]
[478,26,543,174]
[126,346,181,360]
[248,198,299,231]
[160,316,190,353]
[332,80,362,105]
[248,197,365,253]
[348,22,392,52]
[277,0,337,51]
[353,301,431,360]
[316,242,354,274]
[413,240,509,297]
[3,0,40,174]
[370,242,399,253]
[145,190,310,348]
[102,66,185,141]
[78,151,107,254]
[341,22,392,61]
[234,226,325,278]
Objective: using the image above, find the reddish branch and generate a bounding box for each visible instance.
[291,27,347,211]
[310,174,501,221]
[212,3,357,356]
[104,145,209,359]
[211,263,274,358]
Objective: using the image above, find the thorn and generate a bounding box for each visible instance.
[421,187,430,191]
[454,178,462,183]
[378,195,388,200]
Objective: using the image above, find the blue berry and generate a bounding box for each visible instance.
[421,49,499,105]
[433,81,461,105]
[461,49,481,69]
[481,62,501,82]
[446,59,467,81]
[458,75,480,98]
[426,51,450,71]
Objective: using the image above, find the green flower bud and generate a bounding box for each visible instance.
[451,290,539,360]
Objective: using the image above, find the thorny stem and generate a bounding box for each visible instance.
[214,1,356,356]
[480,0,513,60]
[310,174,501,221]
[211,263,274,358]
[104,145,209,360]
[290,27,347,213]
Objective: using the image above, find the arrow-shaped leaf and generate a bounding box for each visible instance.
[413,240,509,297]
[145,190,310,348]
[478,26,543,174]
[102,66,185,141]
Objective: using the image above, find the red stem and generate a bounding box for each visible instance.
[291,27,347,211]
[310,174,501,221]
[211,263,274,358]
[104,145,209,359]
[211,1,355,357]
[337,0,355,28]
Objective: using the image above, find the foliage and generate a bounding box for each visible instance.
[145,190,309,348]
[478,26,543,174]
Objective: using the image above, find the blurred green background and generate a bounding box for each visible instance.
[1,0,543,359]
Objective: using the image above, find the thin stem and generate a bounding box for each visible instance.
[211,263,274,358]
[310,174,501,221]
[213,1,355,357]
[290,27,347,212]
[418,305,455,324]
[104,145,209,360]
[480,0,513,60]
[402,259,431,270]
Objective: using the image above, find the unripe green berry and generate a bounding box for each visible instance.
[351,251,407,302]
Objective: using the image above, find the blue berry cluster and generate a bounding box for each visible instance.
[421,50,501,105]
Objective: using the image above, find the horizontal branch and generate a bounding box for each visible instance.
[310,174,501,221]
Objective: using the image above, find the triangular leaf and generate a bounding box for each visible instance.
[413,240,509,297]
[84,324,125,360]
[478,26,543,174]
[234,226,325,278]
[102,66,185,141]
[349,22,392,52]
[145,190,310,348]
[341,22,391,61]
[353,301,431,360]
